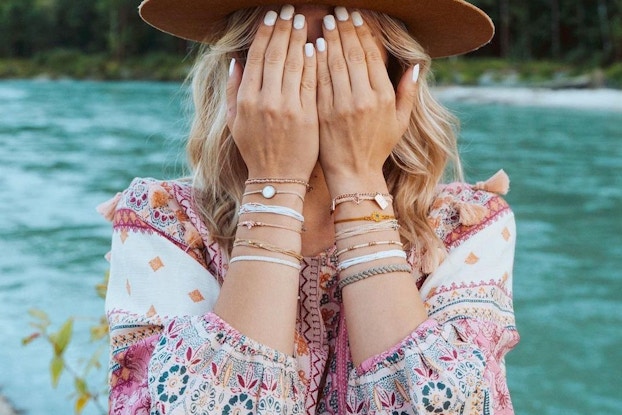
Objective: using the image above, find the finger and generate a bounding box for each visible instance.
[395,64,420,129]
[226,58,243,131]
[239,10,278,94]
[282,13,307,99]
[322,14,351,98]
[262,5,296,94]
[334,7,371,95]
[300,42,317,110]
[351,10,393,91]
[316,37,333,115]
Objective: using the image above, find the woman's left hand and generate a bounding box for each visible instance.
[316,8,420,193]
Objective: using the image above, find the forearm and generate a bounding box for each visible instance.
[213,182,306,355]
[329,175,428,366]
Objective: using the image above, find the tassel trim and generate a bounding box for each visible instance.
[149,183,171,208]
[473,169,510,195]
[455,202,489,227]
[96,192,122,222]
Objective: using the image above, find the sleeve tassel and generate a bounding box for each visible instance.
[182,221,204,249]
[149,184,171,208]
[473,169,510,195]
[96,192,122,222]
[455,202,489,226]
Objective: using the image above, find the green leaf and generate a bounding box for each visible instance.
[50,355,64,388]
[28,308,50,322]
[21,332,41,346]
[74,377,88,395]
[53,318,74,356]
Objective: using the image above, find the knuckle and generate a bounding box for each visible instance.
[246,50,264,66]
[284,58,302,73]
[329,56,348,72]
[364,47,384,63]
[301,77,317,91]
[346,47,366,64]
[317,70,332,86]
[265,48,286,64]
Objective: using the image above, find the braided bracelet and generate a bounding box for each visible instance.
[337,249,407,272]
[245,178,311,191]
[338,264,412,291]
[234,239,304,261]
[334,240,403,257]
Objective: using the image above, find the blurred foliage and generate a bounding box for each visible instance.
[23,273,110,415]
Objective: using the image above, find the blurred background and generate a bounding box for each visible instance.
[0,1,621,414]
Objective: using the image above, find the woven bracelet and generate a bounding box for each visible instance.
[338,264,412,291]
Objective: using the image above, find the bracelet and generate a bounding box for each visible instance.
[334,211,396,224]
[334,220,400,241]
[337,249,407,272]
[245,178,311,191]
[229,255,301,270]
[338,264,412,291]
[238,220,304,233]
[334,240,403,257]
[243,186,305,202]
[234,239,304,261]
[239,203,304,222]
[331,192,392,212]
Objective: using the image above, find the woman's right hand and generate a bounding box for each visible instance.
[227,6,319,181]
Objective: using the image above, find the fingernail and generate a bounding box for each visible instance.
[352,11,363,27]
[412,64,420,83]
[323,15,336,30]
[293,14,305,30]
[264,10,278,26]
[280,4,295,20]
[316,37,326,52]
[229,58,236,76]
[335,7,348,22]
[305,43,314,57]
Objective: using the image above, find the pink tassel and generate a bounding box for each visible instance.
[149,184,171,209]
[421,247,447,275]
[182,221,204,248]
[456,202,488,226]
[96,192,122,222]
[474,169,510,195]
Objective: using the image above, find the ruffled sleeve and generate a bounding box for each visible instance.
[102,178,307,414]
[349,184,519,415]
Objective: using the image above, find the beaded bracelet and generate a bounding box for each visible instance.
[229,255,301,270]
[334,211,396,224]
[245,178,311,191]
[334,220,400,241]
[234,239,304,261]
[237,220,304,233]
[337,249,407,272]
[338,264,412,291]
[331,192,392,212]
[239,203,304,222]
[243,186,305,202]
[334,240,403,257]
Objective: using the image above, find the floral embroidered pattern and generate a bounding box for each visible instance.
[105,178,519,415]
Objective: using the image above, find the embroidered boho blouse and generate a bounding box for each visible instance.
[102,175,519,415]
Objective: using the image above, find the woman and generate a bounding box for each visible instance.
[100,1,519,414]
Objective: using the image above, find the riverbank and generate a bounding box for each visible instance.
[1,51,621,89]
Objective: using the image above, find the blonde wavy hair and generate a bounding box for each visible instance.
[186,7,462,272]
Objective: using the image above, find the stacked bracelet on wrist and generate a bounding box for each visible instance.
[331,192,392,212]
[338,264,412,291]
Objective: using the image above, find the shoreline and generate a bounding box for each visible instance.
[433,85,622,113]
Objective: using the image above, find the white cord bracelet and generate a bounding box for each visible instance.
[238,203,304,222]
[337,249,407,272]
[229,255,301,270]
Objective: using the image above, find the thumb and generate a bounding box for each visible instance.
[226,58,242,131]
[395,63,420,129]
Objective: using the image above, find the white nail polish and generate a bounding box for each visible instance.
[229,58,236,76]
[335,7,348,22]
[305,43,314,57]
[412,64,420,83]
[264,10,278,26]
[323,15,336,30]
[352,11,363,27]
[316,38,326,52]
[294,14,305,30]
[280,4,295,20]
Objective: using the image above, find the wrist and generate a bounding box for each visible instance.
[324,172,388,198]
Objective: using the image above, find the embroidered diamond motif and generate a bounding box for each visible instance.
[502,227,511,241]
[120,228,129,243]
[149,256,164,271]
[465,252,479,264]
[146,305,156,317]
[126,279,132,295]
[188,289,205,303]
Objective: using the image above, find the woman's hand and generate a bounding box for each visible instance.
[227,6,319,181]
[316,8,420,193]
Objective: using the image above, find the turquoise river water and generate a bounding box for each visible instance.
[0,80,620,414]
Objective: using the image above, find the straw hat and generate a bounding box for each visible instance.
[139,0,494,58]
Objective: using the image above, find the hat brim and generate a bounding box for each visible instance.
[139,0,494,58]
